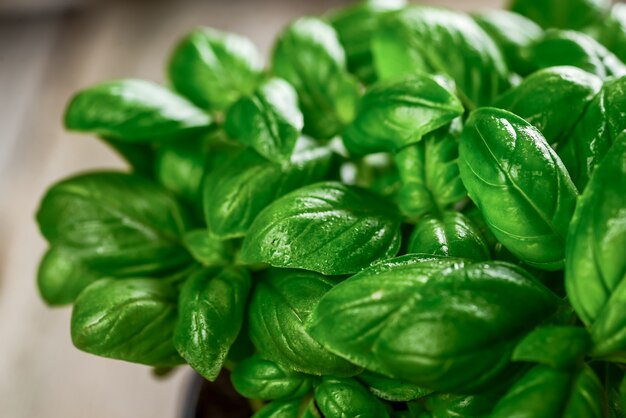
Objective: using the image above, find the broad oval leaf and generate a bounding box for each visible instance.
[36,171,192,277]
[358,371,431,402]
[225,78,303,163]
[495,66,602,146]
[231,355,313,401]
[168,27,263,110]
[174,267,251,380]
[307,257,560,392]
[342,75,464,155]
[71,278,182,366]
[565,134,626,359]
[314,377,389,418]
[203,146,336,239]
[37,247,98,306]
[510,0,610,30]
[64,79,212,142]
[490,365,604,418]
[458,108,578,270]
[407,211,490,261]
[240,181,401,275]
[272,17,359,140]
[248,269,359,376]
[512,326,591,368]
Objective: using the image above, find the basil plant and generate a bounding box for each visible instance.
[36,0,626,416]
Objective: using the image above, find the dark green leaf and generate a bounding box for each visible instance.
[307,256,559,392]
[565,134,626,360]
[510,0,610,30]
[231,355,314,401]
[225,78,303,163]
[71,278,182,366]
[240,181,401,275]
[495,66,602,146]
[407,211,490,261]
[168,27,263,110]
[64,79,212,142]
[358,371,432,402]
[36,171,192,277]
[248,269,360,376]
[272,17,359,140]
[371,6,510,107]
[342,75,464,155]
[182,229,232,267]
[512,326,591,368]
[490,365,604,418]
[314,377,389,418]
[458,108,578,270]
[594,4,626,64]
[174,267,251,380]
[101,137,155,177]
[203,146,336,239]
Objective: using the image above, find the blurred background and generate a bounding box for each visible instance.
[0,0,504,417]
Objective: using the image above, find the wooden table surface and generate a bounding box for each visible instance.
[0,1,503,417]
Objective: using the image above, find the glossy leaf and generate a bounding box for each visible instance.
[252,398,302,418]
[203,146,336,239]
[168,27,263,110]
[248,269,359,376]
[458,108,578,270]
[512,326,591,368]
[314,377,389,418]
[495,66,602,146]
[174,267,251,380]
[395,123,466,218]
[64,79,212,142]
[407,211,490,261]
[371,6,510,107]
[182,229,232,267]
[342,75,464,155]
[358,371,431,402]
[307,256,560,392]
[565,134,626,359]
[231,355,313,401]
[510,0,610,30]
[490,365,604,418]
[71,278,182,366]
[272,17,359,140]
[36,172,192,277]
[240,181,401,275]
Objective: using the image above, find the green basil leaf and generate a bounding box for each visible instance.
[328,0,407,84]
[271,17,359,140]
[490,365,604,418]
[64,79,212,142]
[314,377,389,418]
[495,66,602,146]
[371,6,510,107]
[510,0,610,30]
[458,108,578,270]
[252,398,306,418]
[36,171,192,276]
[240,181,401,275]
[526,29,626,79]
[174,267,251,380]
[37,247,99,306]
[307,257,560,392]
[342,75,464,155]
[558,76,626,190]
[71,278,182,366]
[565,134,626,359]
[473,10,542,76]
[407,211,490,261]
[512,326,592,368]
[594,4,626,64]
[101,137,155,177]
[168,27,263,110]
[248,269,359,376]
[182,229,232,267]
[203,146,336,239]
[225,78,304,163]
[358,371,432,402]
[395,123,466,218]
[231,355,314,401]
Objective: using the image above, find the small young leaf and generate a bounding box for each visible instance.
[314,377,389,418]
[358,371,432,402]
[512,326,592,368]
[182,229,232,267]
[64,79,212,142]
[342,75,464,156]
[168,27,263,110]
[252,398,304,418]
[240,181,401,275]
[174,267,251,381]
[71,278,182,366]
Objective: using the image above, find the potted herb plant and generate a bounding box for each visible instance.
[36,0,626,416]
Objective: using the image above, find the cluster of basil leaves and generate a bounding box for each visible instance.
[35,0,626,416]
